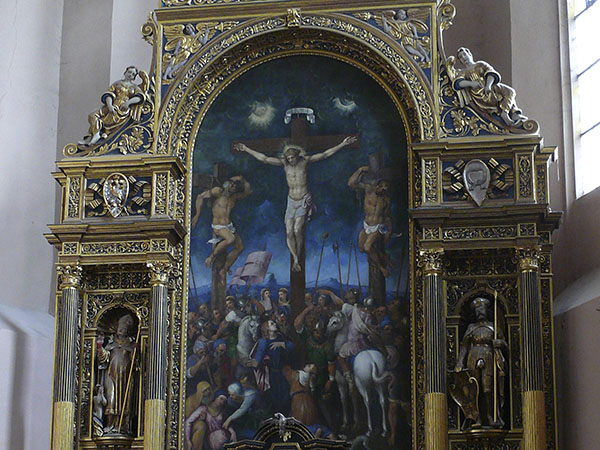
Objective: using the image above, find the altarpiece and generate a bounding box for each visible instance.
[46,1,560,449]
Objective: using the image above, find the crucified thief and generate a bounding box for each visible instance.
[348,166,393,277]
[235,136,357,272]
[191,175,252,280]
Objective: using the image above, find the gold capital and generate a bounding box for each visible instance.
[420,248,444,274]
[147,261,171,286]
[517,247,540,272]
[57,264,82,289]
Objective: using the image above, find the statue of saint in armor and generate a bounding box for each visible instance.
[451,296,507,429]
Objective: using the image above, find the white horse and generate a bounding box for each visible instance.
[327,311,361,430]
[353,349,393,437]
[237,315,259,366]
[327,310,393,437]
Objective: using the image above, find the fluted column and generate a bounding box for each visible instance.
[421,249,448,450]
[52,264,82,450]
[144,261,171,450]
[517,247,546,450]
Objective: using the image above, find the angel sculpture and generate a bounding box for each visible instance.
[79,66,149,146]
[446,47,528,127]
[377,9,430,64]
[163,23,217,80]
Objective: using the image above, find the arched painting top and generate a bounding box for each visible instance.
[155,13,438,160]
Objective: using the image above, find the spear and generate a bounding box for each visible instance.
[190,257,199,305]
[345,241,352,294]
[333,242,343,297]
[353,240,362,296]
[118,321,141,433]
[315,232,329,289]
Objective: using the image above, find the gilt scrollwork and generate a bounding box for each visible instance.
[442,226,517,241]
[153,172,169,216]
[536,164,547,203]
[438,0,456,32]
[67,177,82,219]
[423,158,439,203]
[80,339,93,438]
[517,155,533,199]
[80,241,151,256]
[518,223,535,237]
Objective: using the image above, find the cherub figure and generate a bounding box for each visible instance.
[163,23,215,80]
[377,9,431,63]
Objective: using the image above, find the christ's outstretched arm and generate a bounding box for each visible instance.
[234,143,283,166]
[307,135,357,163]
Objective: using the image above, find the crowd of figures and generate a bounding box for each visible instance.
[184,287,411,450]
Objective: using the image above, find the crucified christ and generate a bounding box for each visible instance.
[235,136,357,272]
[191,175,252,280]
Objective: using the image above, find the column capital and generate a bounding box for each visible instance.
[420,248,444,275]
[57,264,82,289]
[516,246,540,272]
[147,260,172,286]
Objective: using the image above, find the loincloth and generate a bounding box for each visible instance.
[285,192,316,221]
[363,221,387,235]
[208,223,236,244]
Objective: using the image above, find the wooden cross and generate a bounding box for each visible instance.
[358,152,400,305]
[192,162,230,312]
[232,108,360,318]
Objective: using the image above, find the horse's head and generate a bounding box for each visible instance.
[248,315,259,341]
[327,311,345,334]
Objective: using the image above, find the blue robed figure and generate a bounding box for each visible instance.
[252,319,294,415]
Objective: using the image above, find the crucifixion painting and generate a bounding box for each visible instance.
[186,55,411,449]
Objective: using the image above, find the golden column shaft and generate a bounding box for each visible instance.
[51,264,82,450]
[517,247,547,450]
[421,249,448,450]
[144,261,171,450]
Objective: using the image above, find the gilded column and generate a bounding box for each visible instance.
[52,264,82,450]
[517,247,547,450]
[421,249,448,450]
[144,261,171,450]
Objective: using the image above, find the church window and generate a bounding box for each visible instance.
[571,0,600,195]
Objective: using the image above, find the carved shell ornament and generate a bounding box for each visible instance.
[103,173,129,217]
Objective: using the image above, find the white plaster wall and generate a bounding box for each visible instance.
[56,0,114,153]
[0,0,64,313]
[0,2,63,447]
[110,0,156,82]
[0,305,54,450]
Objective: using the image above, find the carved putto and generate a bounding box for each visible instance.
[79,66,149,146]
[378,9,430,64]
